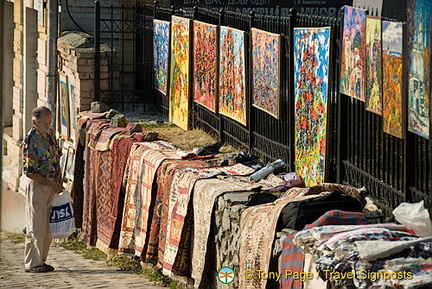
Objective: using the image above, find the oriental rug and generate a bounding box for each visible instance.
[118,141,188,256]
[162,164,255,277]
[145,156,228,263]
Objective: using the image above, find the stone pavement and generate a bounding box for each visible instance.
[0,232,166,289]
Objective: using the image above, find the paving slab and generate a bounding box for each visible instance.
[0,232,166,289]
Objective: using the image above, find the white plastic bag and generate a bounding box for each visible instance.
[392,201,432,237]
[50,190,76,239]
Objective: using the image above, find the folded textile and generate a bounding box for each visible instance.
[355,236,432,261]
[281,210,369,289]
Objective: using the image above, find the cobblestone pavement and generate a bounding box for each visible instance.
[0,232,166,289]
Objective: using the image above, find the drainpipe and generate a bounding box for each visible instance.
[46,0,58,128]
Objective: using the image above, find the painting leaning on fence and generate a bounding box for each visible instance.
[340,6,366,102]
[153,19,170,96]
[219,26,247,126]
[294,27,332,187]
[169,16,191,130]
[365,16,383,115]
[193,21,218,113]
[407,0,431,139]
[382,21,404,139]
[251,28,281,119]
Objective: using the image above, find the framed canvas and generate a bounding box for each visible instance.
[365,16,383,115]
[251,28,281,119]
[58,71,70,140]
[340,6,367,101]
[153,19,170,96]
[65,146,75,181]
[68,76,76,144]
[293,27,332,187]
[382,21,404,139]
[408,0,431,139]
[169,16,191,131]
[219,26,247,126]
[65,179,74,194]
[59,143,69,180]
[193,20,218,113]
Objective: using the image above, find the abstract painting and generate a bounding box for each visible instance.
[219,26,247,126]
[169,16,191,130]
[58,71,69,140]
[193,21,218,113]
[251,28,281,119]
[293,27,332,186]
[340,6,367,101]
[365,16,382,115]
[153,19,170,95]
[408,0,431,139]
[382,21,404,139]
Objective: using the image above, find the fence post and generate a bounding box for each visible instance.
[218,8,225,144]
[248,11,255,153]
[190,5,199,130]
[287,8,296,172]
[402,22,413,202]
[94,1,101,101]
[336,7,346,184]
[153,0,158,19]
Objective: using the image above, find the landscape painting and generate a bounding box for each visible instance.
[193,21,218,113]
[340,6,367,101]
[169,16,191,130]
[382,21,404,139]
[293,27,332,186]
[251,28,281,119]
[219,26,247,126]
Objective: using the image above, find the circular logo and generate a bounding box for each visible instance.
[218,266,235,284]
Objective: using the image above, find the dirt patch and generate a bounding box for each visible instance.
[140,122,237,154]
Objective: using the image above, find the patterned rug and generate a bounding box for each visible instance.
[118,141,189,256]
[239,183,364,289]
[87,127,126,151]
[190,175,283,287]
[162,164,255,277]
[145,156,228,264]
[80,119,111,246]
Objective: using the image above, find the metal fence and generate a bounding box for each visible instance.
[94,2,432,213]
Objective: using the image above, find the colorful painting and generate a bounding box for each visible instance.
[219,26,247,126]
[408,0,431,139]
[382,21,404,139]
[68,76,76,143]
[193,21,218,113]
[153,19,170,95]
[293,27,332,186]
[169,16,191,130]
[58,71,69,140]
[251,28,281,119]
[340,6,367,101]
[365,16,382,115]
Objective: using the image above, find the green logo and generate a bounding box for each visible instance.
[218,266,235,284]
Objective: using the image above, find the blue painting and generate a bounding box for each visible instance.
[340,6,367,101]
[408,0,431,139]
[153,19,170,95]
